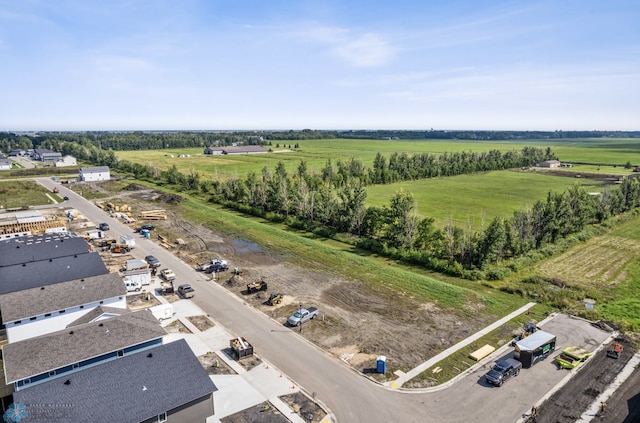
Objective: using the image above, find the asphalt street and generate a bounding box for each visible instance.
[37,178,613,423]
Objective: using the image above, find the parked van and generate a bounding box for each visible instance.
[123,277,142,292]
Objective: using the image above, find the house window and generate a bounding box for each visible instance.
[117,350,124,358]
[72,363,79,369]
[100,301,104,304]
[49,371,56,377]
[45,313,51,317]
[14,320,21,325]
[158,412,167,423]
[30,317,37,321]
[58,310,66,314]
[80,305,84,309]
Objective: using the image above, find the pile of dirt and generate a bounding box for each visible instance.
[221,402,288,423]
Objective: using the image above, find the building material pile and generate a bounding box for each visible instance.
[139,209,167,220]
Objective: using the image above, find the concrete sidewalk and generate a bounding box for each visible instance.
[151,290,329,423]
[386,301,537,388]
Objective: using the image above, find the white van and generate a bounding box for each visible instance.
[124,277,142,292]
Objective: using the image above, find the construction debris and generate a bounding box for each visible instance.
[139,209,167,220]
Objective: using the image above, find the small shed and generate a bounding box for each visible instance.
[539,160,561,168]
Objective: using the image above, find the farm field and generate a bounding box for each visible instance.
[365,169,608,229]
[537,214,640,330]
[114,138,640,181]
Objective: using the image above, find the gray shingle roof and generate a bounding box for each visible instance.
[0,233,89,268]
[80,166,110,173]
[3,310,166,383]
[0,252,108,295]
[0,273,126,323]
[67,305,131,327]
[13,339,216,423]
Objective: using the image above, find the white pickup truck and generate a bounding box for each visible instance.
[287,307,319,326]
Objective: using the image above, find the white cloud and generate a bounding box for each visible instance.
[298,25,395,67]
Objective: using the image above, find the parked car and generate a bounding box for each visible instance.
[98,223,110,231]
[63,196,69,201]
[145,255,161,268]
[484,358,522,387]
[134,224,155,233]
[160,268,176,281]
[178,284,195,299]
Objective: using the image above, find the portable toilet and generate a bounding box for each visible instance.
[376,355,387,374]
[140,229,150,238]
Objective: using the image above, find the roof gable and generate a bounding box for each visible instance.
[0,273,126,322]
[3,310,166,382]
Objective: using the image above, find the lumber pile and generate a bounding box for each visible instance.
[139,209,167,220]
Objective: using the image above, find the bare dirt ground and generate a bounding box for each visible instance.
[72,182,505,384]
[526,336,637,423]
[187,315,215,331]
[163,319,192,335]
[198,352,237,376]
[220,402,289,423]
[126,292,161,309]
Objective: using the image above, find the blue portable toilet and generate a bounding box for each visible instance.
[376,355,387,374]
[140,229,150,238]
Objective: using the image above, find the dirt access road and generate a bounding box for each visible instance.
[70,181,497,382]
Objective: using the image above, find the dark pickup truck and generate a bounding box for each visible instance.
[484,358,522,387]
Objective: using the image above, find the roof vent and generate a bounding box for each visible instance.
[16,245,19,249]
[147,353,153,358]
[74,255,77,258]
[98,323,104,327]
[40,287,45,290]
[64,380,71,385]
[69,331,74,335]
[49,259,52,262]
[80,279,84,282]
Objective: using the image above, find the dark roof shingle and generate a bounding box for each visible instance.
[0,273,126,322]
[13,339,216,423]
[3,310,165,382]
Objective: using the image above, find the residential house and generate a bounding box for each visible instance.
[32,149,62,162]
[8,149,25,157]
[79,166,111,181]
[0,273,127,343]
[11,338,217,423]
[203,146,224,155]
[0,158,11,171]
[3,310,166,391]
[55,155,77,167]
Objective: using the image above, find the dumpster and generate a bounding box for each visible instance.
[376,355,387,374]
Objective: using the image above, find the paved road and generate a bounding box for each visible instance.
[36,178,614,423]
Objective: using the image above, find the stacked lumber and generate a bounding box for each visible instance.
[139,209,167,220]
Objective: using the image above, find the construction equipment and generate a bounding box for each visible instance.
[110,243,131,254]
[230,337,254,360]
[267,292,283,305]
[510,320,540,346]
[607,342,623,359]
[246,278,268,294]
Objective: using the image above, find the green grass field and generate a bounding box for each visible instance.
[115,138,640,181]
[365,169,607,229]
[0,180,59,208]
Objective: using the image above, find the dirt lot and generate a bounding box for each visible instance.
[220,402,289,423]
[527,336,637,423]
[68,183,509,383]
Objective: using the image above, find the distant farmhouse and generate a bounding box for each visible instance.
[0,158,11,171]
[204,145,268,155]
[79,166,111,182]
[538,160,561,168]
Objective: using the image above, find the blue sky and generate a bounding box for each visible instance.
[0,0,638,131]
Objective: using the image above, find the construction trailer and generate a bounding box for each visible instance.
[514,330,556,368]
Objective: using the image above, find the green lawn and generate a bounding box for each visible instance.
[0,180,59,208]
